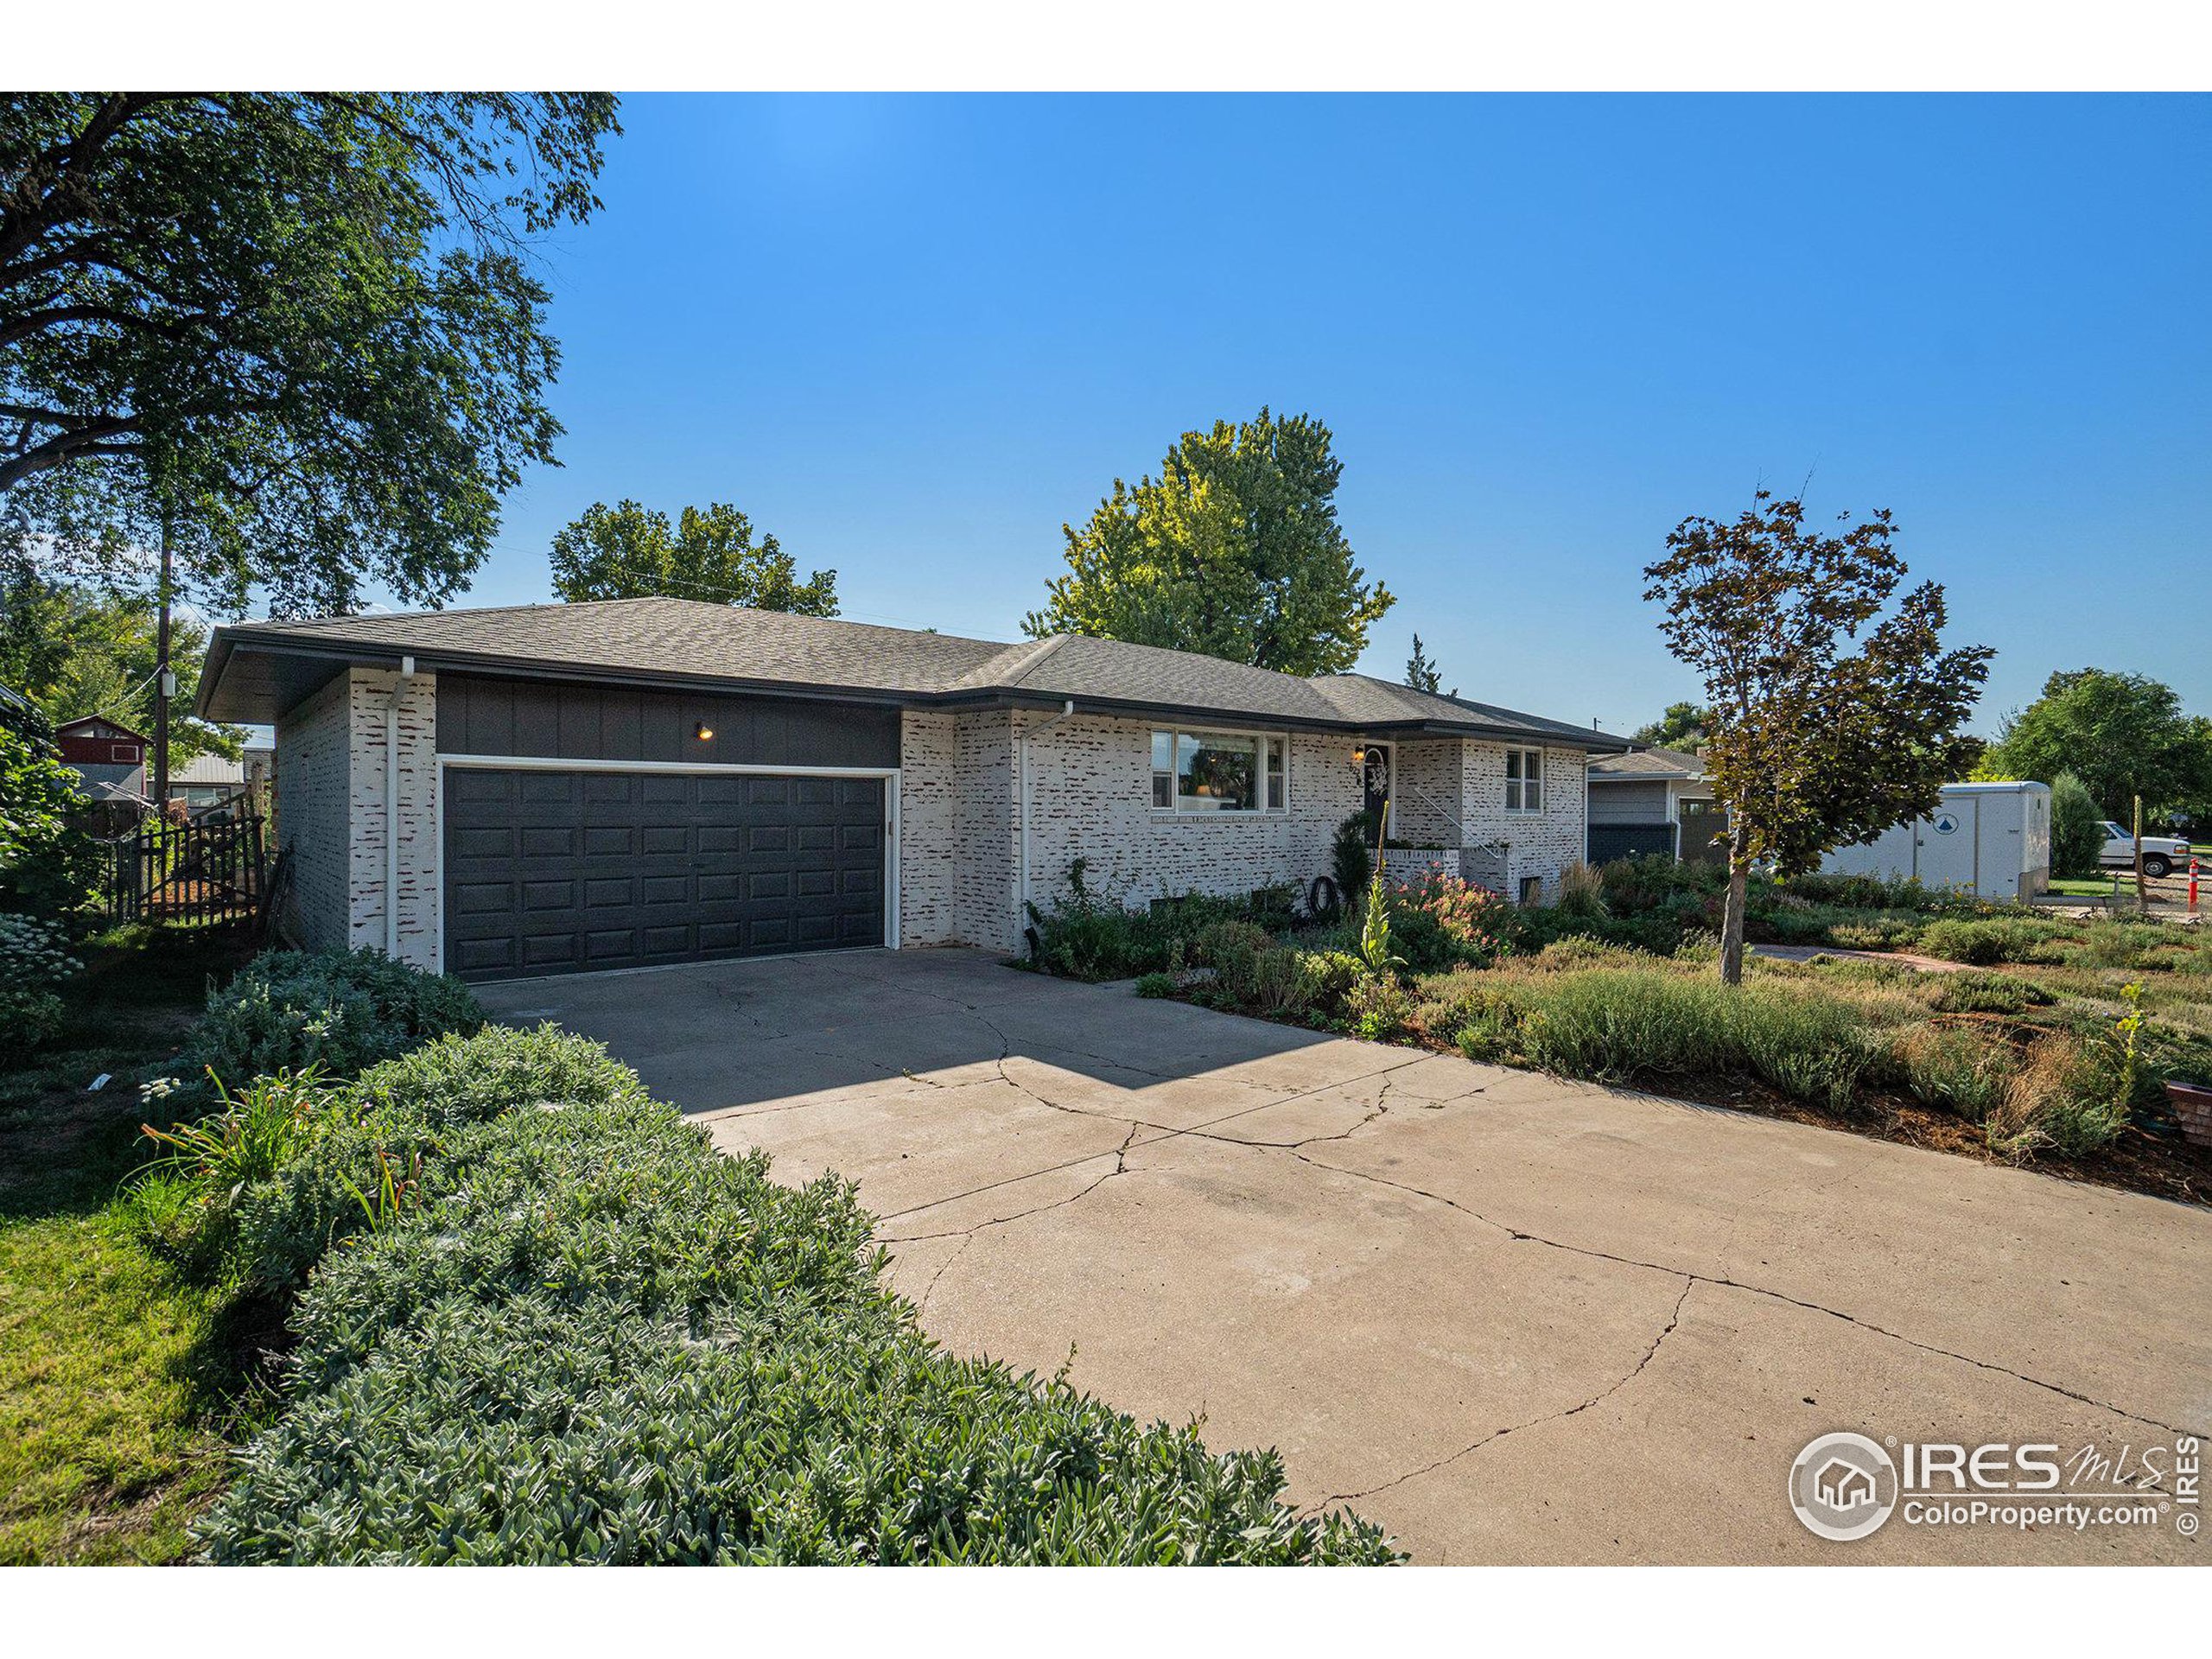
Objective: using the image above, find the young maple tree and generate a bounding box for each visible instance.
[1643,493,1993,984]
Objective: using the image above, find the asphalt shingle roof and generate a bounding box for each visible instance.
[1588,745,1706,779]
[205,597,1630,747]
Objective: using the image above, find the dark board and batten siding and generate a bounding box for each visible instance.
[436,673,899,770]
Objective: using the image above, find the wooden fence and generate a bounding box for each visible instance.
[101,808,268,928]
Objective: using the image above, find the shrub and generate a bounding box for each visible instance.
[230,1025,648,1292]
[1988,1034,2127,1158]
[0,723,103,921]
[2049,771,2104,880]
[129,1069,337,1266]
[1918,970,2053,1016]
[184,949,484,1084]
[1332,811,1377,903]
[1450,968,1900,1113]
[1341,972,1415,1042]
[1914,918,2063,967]
[0,911,80,1051]
[1133,971,1177,999]
[1025,863,1298,982]
[198,1038,1397,1564]
[1556,861,1607,919]
[1889,1023,2018,1118]
[1824,915,1923,950]
[1389,871,1507,973]
[1596,854,1724,917]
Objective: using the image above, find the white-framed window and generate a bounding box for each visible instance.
[1504,746,1544,812]
[1151,728,1287,815]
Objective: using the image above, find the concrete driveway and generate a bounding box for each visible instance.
[476,949,2209,1564]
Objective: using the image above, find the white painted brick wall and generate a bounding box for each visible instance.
[1016,712,1363,936]
[1456,740,1588,902]
[953,710,1018,950]
[272,674,351,952]
[1391,740,1461,847]
[344,669,440,968]
[897,709,959,945]
[270,666,441,965]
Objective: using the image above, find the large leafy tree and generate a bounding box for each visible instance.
[1630,701,1712,753]
[1644,493,1993,984]
[1024,409,1393,676]
[0,93,619,616]
[1980,669,2212,825]
[550,500,838,614]
[0,564,241,763]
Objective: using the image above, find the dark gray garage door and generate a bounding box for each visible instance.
[444,767,885,981]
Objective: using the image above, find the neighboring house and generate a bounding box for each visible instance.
[165,752,249,810]
[1586,746,1725,865]
[54,714,149,801]
[197,599,1629,982]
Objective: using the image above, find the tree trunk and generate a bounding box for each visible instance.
[1719,820,1751,986]
[153,499,173,805]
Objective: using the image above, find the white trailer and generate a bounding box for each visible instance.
[1821,781,2050,902]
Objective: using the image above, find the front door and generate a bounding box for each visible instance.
[1362,742,1393,825]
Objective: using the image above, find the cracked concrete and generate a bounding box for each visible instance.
[479,948,2210,1564]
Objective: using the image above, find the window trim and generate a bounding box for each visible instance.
[1503,745,1546,814]
[1148,726,1292,817]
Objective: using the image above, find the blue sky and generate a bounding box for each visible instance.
[448,93,2210,738]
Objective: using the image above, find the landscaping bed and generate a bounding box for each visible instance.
[1024,855,2212,1206]
[7,933,1395,1565]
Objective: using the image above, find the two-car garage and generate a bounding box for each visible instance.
[442,766,887,981]
[435,673,899,982]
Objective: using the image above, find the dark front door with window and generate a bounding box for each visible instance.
[443,767,884,981]
[1362,742,1392,823]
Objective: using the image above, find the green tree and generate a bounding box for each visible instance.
[0,93,619,617]
[1981,669,2212,825]
[1643,493,1992,984]
[2048,770,2104,880]
[0,722,100,921]
[550,500,837,614]
[1630,701,1711,753]
[1403,634,1455,696]
[1024,409,1393,676]
[0,566,241,763]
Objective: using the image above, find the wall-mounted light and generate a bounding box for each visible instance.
[694,721,715,741]
[1351,745,1368,767]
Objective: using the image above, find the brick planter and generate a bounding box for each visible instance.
[2165,1080,2212,1149]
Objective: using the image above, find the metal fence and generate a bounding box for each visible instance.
[100,807,268,927]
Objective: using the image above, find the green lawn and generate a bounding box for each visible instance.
[0,925,256,1564]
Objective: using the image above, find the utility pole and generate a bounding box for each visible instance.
[153,493,174,807]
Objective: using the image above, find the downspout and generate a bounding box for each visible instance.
[384,656,414,958]
[1017,700,1078,931]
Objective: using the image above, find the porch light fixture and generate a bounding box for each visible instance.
[1351,744,1368,767]
[694,721,715,741]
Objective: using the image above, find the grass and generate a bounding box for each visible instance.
[0,924,260,1564]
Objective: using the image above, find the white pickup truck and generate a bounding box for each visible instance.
[2101,822,2193,880]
